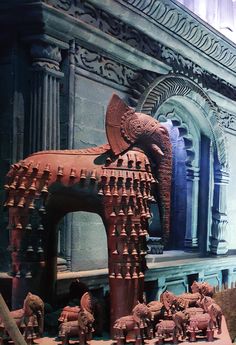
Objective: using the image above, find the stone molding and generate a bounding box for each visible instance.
[74,45,141,89]
[119,0,236,73]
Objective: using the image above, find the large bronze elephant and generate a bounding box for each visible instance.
[4,94,172,328]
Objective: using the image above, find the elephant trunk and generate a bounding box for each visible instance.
[155,141,172,245]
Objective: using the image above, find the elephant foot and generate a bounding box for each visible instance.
[189,330,196,342]
[207,329,214,342]
[156,338,164,345]
[116,338,125,345]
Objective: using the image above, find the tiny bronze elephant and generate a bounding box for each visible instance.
[58,292,94,345]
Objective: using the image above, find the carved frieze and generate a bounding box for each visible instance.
[122,0,236,72]
[74,46,141,88]
[219,110,236,133]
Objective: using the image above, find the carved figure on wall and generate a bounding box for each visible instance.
[113,303,152,345]
[4,94,172,328]
[58,292,94,345]
[0,292,44,344]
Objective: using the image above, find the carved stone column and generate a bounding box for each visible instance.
[210,166,229,255]
[29,42,64,153]
[184,167,199,249]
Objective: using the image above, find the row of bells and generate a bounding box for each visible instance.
[109,262,145,280]
[5,162,156,192]
[6,151,152,176]
[110,223,148,238]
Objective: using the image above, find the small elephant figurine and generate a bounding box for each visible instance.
[146,300,165,332]
[199,296,222,334]
[191,281,214,297]
[0,292,44,345]
[187,312,214,342]
[58,292,94,345]
[113,303,152,345]
[155,320,178,344]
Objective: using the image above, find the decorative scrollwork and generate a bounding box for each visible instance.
[74,46,140,88]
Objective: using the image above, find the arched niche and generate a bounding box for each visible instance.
[136,75,229,255]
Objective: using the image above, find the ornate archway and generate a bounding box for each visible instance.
[136,75,229,254]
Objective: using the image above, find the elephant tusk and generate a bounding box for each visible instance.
[150,144,164,157]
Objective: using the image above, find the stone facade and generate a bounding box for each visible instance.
[1,0,236,302]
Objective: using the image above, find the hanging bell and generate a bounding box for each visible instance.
[132,266,138,279]
[117,155,123,166]
[6,195,15,207]
[120,224,127,237]
[132,247,138,256]
[33,163,40,172]
[125,264,131,280]
[112,184,119,197]
[25,223,32,231]
[118,207,125,217]
[57,166,64,177]
[41,180,49,194]
[106,156,112,165]
[28,198,35,210]
[10,176,19,190]
[29,178,37,192]
[109,272,115,279]
[70,168,77,178]
[127,205,134,216]
[37,224,44,231]
[16,223,22,230]
[110,209,116,218]
[80,169,86,180]
[130,224,137,237]
[17,196,25,208]
[44,164,50,173]
[90,170,96,181]
[98,187,104,196]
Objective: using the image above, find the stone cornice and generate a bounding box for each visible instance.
[86,0,236,88]
[120,0,236,72]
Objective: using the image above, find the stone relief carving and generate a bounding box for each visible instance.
[74,46,140,88]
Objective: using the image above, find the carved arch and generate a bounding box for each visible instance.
[136,75,229,254]
[136,75,228,169]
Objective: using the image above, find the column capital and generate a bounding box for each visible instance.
[30,41,63,76]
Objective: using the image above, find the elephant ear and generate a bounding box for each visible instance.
[106,94,135,155]
[80,292,93,313]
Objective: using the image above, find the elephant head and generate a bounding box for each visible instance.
[106,94,172,244]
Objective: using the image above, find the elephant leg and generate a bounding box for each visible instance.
[79,331,86,345]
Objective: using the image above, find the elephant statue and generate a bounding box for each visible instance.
[199,296,222,334]
[0,292,44,344]
[155,310,188,344]
[146,300,165,332]
[191,281,214,297]
[160,291,201,314]
[113,303,152,345]
[4,93,172,327]
[58,292,94,345]
[187,312,214,342]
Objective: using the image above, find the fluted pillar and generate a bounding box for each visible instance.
[29,42,64,153]
[184,167,199,249]
[210,166,229,255]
